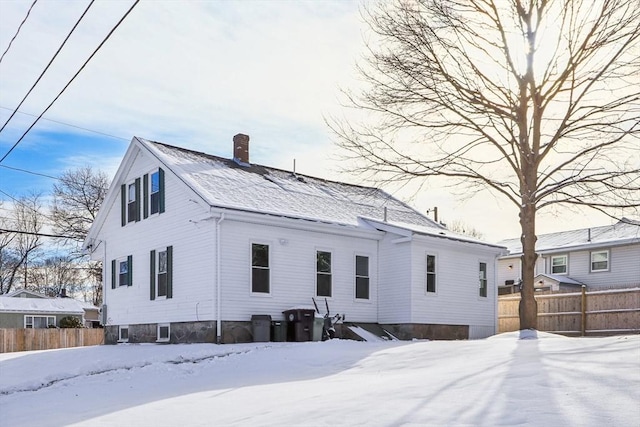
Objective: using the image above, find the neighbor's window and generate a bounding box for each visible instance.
[426,254,436,293]
[479,262,487,297]
[551,255,568,274]
[119,326,129,342]
[127,182,137,223]
[119,259,129,286]
[591,250,609,272]
[317,251,332,297]
[150,171,161,215]
[157,324,170,342]
[25,316,55,329]
[355,255,370,299]
[251,243,270,293]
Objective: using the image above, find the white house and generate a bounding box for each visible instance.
[84,135,505,344]
[497,219,640,293]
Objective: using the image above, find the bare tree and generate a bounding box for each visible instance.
[52,166,109,245]
[447,219,485,240]
[331,0,640,329]
[51,166,109,305]
[26,255,82,297]
[0,194,44,294]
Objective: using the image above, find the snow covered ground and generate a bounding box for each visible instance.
[1,332,638,427]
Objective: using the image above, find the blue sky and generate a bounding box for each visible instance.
[0,0,624,242]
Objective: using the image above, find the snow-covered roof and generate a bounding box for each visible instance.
[498,218,640,256]
[0,297,86,315]
[360,217,506,250]
[4,289,48,299]
[139,138,443,230]
[535,274,584,286]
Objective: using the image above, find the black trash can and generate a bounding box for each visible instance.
[271,321,286,342]
[251,314,272,342]
[283,309,315,342]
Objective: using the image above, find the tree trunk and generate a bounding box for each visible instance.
[519,203,538,330]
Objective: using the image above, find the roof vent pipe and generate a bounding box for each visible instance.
[588,228,591,242]
[384,206,388,222]
[233,133,250,164]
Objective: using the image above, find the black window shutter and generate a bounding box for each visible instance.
[159,168,165,214]
[150,250,156,300]
[120,184,126,226]
[143,174,149,219]
[111,259,116,289]
[127,255,133,286]
[134,178,141,221]
[166,245,173,298]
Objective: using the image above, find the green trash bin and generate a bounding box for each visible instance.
[271,321,286,342]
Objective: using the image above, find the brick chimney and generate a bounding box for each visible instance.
[233,133,250,164]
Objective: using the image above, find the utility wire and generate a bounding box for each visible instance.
[0,0,95,135]
[0,106,128,141]
[0,0,140,164]
[0,164,59,180]
[0,0,38,65]
[0,228,75,239]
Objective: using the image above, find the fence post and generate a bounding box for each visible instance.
[581,285,587,336]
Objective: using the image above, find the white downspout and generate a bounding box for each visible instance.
[215,213,225,343]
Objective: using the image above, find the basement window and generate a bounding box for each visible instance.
[118,325,129,343]
[157,324,170,342]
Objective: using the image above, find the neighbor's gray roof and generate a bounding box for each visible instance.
[141,138,444,230]
[0,297,85,314]
[535,273,585,286]
[499,218,640,255]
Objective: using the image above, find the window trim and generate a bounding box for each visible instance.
[590,250,610,272]
[118,325,129,343]
[250,242,271,295]
[316,249,333,298]
[550,254,568,275]
[157,323,170,342]
[24,315,56,329]
[479,262,488,298]
[354,254,370,300]
[150,247,172,300]
[426,253,437,294]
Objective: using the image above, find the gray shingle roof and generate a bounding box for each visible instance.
[498,218,640,255]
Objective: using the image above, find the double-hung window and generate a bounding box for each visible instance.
[127,181,139,223]
[150,246,173,300]
[316,251,332,297]
[355,255,369,299]
[479,262,487,297]
[426,254,436,293]
[551,255,568,274]
[591,250,609,272]
[251,243,270,294]
[111,256,133,289]
[150,171,161,215]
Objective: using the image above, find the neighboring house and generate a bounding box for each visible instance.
[497,219,640,293]
[0,289,100,328]
[84,135,505,344]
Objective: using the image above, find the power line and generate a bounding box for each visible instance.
[0,0,140,164]
[0,228,75,239]
[0,106,128,141]
[0,0,96,135]
[0,164,59,180]
[0,0,38,65]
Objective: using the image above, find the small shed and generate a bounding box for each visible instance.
[534,273,585,292]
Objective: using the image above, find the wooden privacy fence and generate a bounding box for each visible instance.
[0,328,104,353]
[499,287,640,336]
